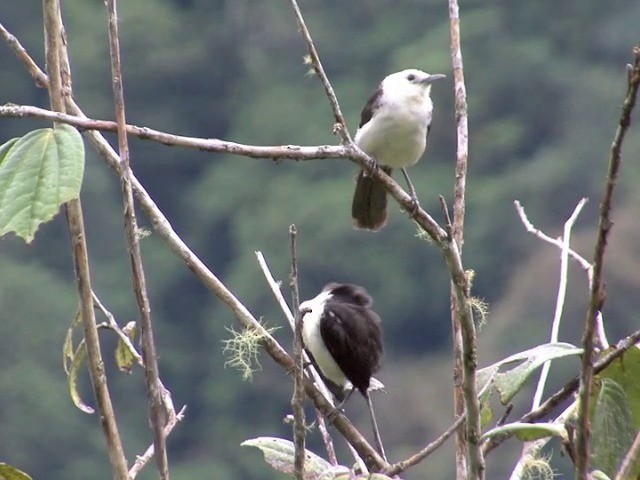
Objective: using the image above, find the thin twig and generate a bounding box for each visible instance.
[289,225,306,480]
[514,200,591,271]
[285,0,351,143]
[514,200,610,350]
[448,0,482,477]
[532,198,588,409]
[576,46,640,479]
[42,1,129,478]
[105,1,169,477]
[384,414,466,477]
[514,199,586,478]
[0,103,348,160]
[614,428,640,480]
[92,291,144,367]
[129,405,187,479]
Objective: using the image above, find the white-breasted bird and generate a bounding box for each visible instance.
[299,282,386,460]
[352,69,445,231]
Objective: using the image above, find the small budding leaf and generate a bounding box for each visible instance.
[0,125,85,243]
[115,321,138,373]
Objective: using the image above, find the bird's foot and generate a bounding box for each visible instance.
[365,156,379,175]
[406,193,420,217]
[326,405,345,423]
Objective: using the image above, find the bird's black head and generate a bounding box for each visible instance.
[323,282,373,307]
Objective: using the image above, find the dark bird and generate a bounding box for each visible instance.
[352,68,445,231]
[299,282,386,460]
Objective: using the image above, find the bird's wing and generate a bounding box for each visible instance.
[319,303,383,395]
[358,85,383,128]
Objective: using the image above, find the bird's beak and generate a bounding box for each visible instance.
[421,73,446,84]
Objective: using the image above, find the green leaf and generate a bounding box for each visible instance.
[68,340,94,414]
[115,321,138,373]
[242,437,341,479]
[0,125,85,243]
[481,422,567,442]
[596,346,640,431]
[477,342,582,404]
[0,463,33,480]
[590,378,634,477]
[589,470,612,480]
[0,138,19,166]
[62,309,82,375]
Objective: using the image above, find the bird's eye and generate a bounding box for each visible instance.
[407,73,416,81]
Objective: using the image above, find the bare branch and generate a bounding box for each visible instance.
[448,0,482,478]
[104,1,169,477]
[514,200,592,271]
[285,0,352,143]
[514,200,610,351]
[512,199,587,478]
[385,415,466,477]
[289,225,306,480]
[0,103,346,160]
[92,291,144,367]
[532,198,588,410]
[129,406,187,479]
[576,46,640,478]
[42,1,129,478]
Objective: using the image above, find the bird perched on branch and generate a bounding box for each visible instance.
[352,68,445,231]
[299,282,386,460]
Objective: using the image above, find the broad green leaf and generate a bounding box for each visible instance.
[481,422,567,442]
[242,437,339,479]
[591,378,634,477]
[0,463,33,480]
[68,340,94,414]
[115,321,138,373]
[476,342,582,404]
[596,346,640,431]
[590,470,611,480]
[0,125,85,243]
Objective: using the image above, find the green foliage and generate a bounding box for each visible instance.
[481,422,566,443]
[590,379,634,477]
[0,125,84,243]
[478,343,583,405]
[114,321,138,374]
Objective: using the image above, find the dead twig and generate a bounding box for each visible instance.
[576,46,640,478]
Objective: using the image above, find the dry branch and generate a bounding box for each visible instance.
[576,46,640,478]
[104,0,169,477]
[42,1,129,478]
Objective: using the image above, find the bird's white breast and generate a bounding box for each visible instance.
[355,91,432,169]
[300,294,347,387]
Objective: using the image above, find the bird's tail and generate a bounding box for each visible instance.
[351,167,392,231]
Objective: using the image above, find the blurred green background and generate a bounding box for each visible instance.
[1,0,639,478]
